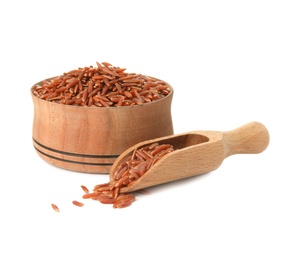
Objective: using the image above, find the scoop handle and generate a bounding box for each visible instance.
[223,122,269,157]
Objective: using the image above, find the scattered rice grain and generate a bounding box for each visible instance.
[51,203,60,212]
[72,200,84,207]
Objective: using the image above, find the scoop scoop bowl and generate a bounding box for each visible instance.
[110,122,270,193]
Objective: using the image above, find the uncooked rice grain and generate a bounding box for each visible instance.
[81,143,175,208]
[72,200,84,207]
[51,203,60,212]
[32,62,171,107]
[81,185,89,194]
[51,143,174,211]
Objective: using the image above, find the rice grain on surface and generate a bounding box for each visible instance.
[51,203,60,212]
[72,200,84,207]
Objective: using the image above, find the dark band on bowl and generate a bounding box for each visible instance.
[33,138,119,159]
[32,137,118,170]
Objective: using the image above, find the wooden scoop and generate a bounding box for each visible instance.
[110,122,269,193]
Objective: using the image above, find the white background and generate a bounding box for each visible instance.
[0,1,287,259]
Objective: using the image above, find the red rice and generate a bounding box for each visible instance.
[32,62,171,107]
[82,143,175,208]
[51,203,60,212]
[72,200,84,207]
[51,143,174,211]
[81,185,89,194]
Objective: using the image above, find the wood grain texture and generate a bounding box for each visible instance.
[31,79,174,173]
[110,122,270,192]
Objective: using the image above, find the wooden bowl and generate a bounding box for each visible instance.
[31,77,174,174]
